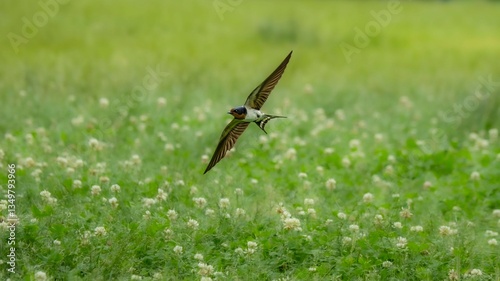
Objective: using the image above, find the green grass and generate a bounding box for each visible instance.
[1,0,500,280]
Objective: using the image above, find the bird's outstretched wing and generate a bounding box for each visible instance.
[244,51,292,110]
[204,120,250,174]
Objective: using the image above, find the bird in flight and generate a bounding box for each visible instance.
[204,51,293,174]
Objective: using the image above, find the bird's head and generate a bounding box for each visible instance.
[228,106,247,119]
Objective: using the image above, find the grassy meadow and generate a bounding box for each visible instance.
[1,0,500,280]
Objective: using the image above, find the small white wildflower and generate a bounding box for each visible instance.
[167,209,178,220]
[99,97,109,108]
[283,217,301,231]
[234,247,245,255]
[469,268,483,276]
[326,178,336,190]
[157,97,167,107]
[488,238,498,246]
[53,239,61,246]
[198,262,214,276]
[439,226,457,236]
[374,214,384,225]
[349,139,361,149]
[91,185,101,196]
[423,181,432,189]
[349,224,360,232]
[304,198,315,206]
[382,261,392,268]
[307,208,317,218]
[108,197,119,208]
[337,212,347,220]
[34,271,48,281]
[194,253,204,260]
[363,193,374,203]
[193,197,207,208]
[395,236,407,249]
[205,209,215,216]
[410,225,424,232]
[448,269,459,281]
[485,230,498,237]
[298,172,308,178]
[470,171,480,181]
[94,226,107,236]
[130,274,143,280]
[393,222,403,229]
[342,157,351,168]
[173,245,183,254]
[235,208,246,217]
[342,236,352,245]
[493,209,500,217]
[187,219,199,230]
[235,188,244,196]
[142,198,157,208]
[308,267,317,272]
[110,184,120,192]
[219,198,230,209]
[400,208,413,219]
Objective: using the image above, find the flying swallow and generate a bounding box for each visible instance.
[204,51,292,174]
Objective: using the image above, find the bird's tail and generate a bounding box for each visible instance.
[255,114,286,134]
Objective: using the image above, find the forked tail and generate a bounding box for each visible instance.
[254,114,286,134]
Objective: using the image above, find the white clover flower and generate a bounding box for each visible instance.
[470,171,480,181]
[326,178,336,190]
[250,178,258,185]
[298,172,308,178]
[234,247,245,255]
[363,193,374,203]
[167,209,178,220]
[34,271,47,281]
[349,139,361,149]
[488,238,498,246]
[157,97,167,107]
[382,261,392,268]
[91,185,101,196]
[493,209,500,217]
[94,226,107,236]
[439,226,457,236]
[423,181,432,189]
[201,154,209,163]
[198,262,214,276]
[410,225,424,232]
[99,97,109,108]
[156,188,168,201]
[142,198,157,208]
[349,224,360,232]
[395,236,407,249]
[108,197,119,208]
[53,239,61,246]
[234,188,244,196]
[219,198,230,209]
[469,269,483,276]
[324,147,334,154]
[235,208,246,217]
[173,245,183,254]
[342,236,352,245]
[485,230,498,237]
[284,148,297,160]
[308,267,317,272]
[187,219,199,230]
[247,241,258,252]
[400,208,413,219]
[110,184,120,193]
[393,222,403,229]
[283,217,301,231]
[304,198,315,206]
[205,209,215,216]
[341,157,351,168]
[316,166,324,174]
[194,253,204,260]
[337,212,347,220]
[374,214,384,225]
[307,208,317,218]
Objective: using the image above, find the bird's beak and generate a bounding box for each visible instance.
[227,111,232,114]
